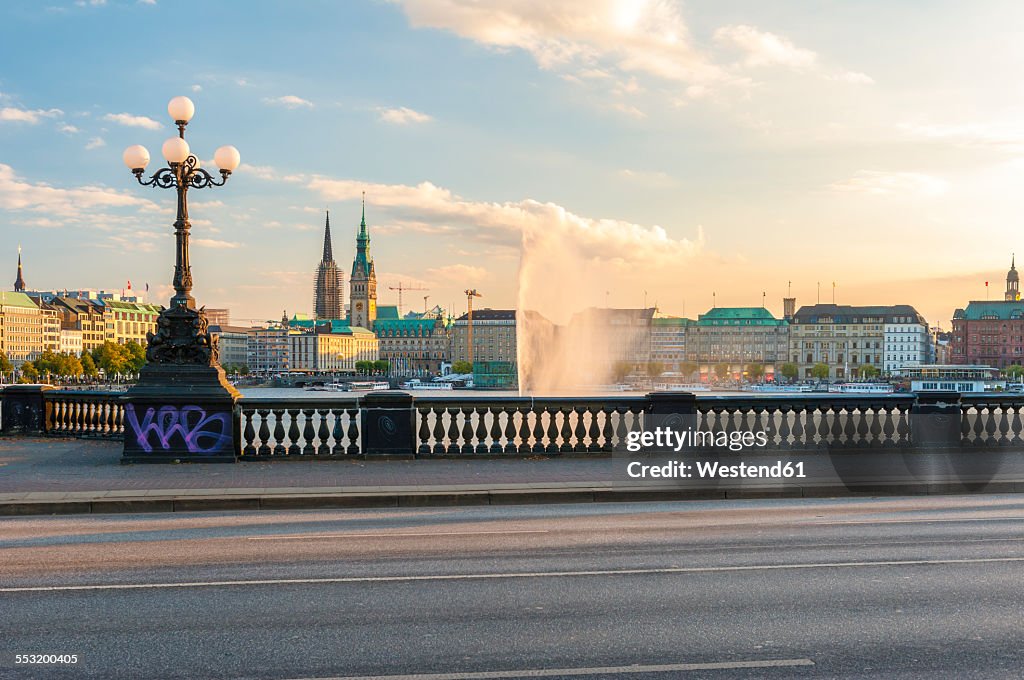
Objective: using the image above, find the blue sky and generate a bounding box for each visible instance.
[3,0,1024,326]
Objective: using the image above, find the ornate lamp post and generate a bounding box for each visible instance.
[120,96,242,463]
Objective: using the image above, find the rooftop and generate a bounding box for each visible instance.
[953,301,1024,321]
[696,307,787,326]
[793,304,926,325]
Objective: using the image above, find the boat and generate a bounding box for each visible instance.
[744,384,815,393]
[400,379,453,390]
[827,383,895,394]
[653,383,711,392]
[347,381,391,392]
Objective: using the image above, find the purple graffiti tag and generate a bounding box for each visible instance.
[125,404,233,454]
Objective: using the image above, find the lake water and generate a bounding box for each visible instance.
[237,387,751,400]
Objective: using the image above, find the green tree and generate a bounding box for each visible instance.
[714,363,731,381]
[861,364,881,379]
[679,361,699,379]
[646,361,664,378]
[238,365,250,376]
[611,360,632,383]
[373,359,390,374]
[124,341,146,373]
[811,363,831,380]
[80,352,98,379]
[355,360,372,375]
[1005,364,1024,380]
[92,342,128,377]
[746,363,765,381]
[451,360,473,375]
[0,351,13,379]
[779,362,799,381]
[20,361,39,383]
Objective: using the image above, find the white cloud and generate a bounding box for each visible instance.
[714,24,816,68]
[193,238,240,249]
[190,84,202,92]
[899,121,1024,151]
[264,95,313,109]
[85,137,106,150]
[0,163,158,217]
[0,107,63,124]
[617,168,676,187]
[828,170,949,197]
[58,123,80,134]
[103,112,162,130]
[378,106,433,124]
[427,264,490,282]
[138,0,157,5]
[306,175,702,264]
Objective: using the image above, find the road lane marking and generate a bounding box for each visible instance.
[3,556,1024,593]
[247,530,550,541]
[812,516,1024,525]
[286,658,815,680]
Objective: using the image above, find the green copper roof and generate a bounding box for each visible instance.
[696,307,787,326]
[954,301,1024,321]
[375,305,400,320]
[374,318,440,335]
[351,194,373,279]
[0,291,40,309]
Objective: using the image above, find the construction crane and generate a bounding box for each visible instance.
[464,289,482,368]
[388,281,428,316]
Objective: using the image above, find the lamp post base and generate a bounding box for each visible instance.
[122,303,241,463]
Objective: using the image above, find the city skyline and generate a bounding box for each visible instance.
[3,1,1024,326]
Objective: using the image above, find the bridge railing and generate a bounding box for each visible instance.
[4,386,1024,457]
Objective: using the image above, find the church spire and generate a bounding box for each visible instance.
[13,245,25,292]
[321,211,333,263]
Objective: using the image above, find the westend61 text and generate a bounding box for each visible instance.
[625,427,769,452]
[627,460,807,479]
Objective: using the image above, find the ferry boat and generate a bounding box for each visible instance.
[744,384,815,393]
[400,379,453,390]
[653,383,711,392]
[827,382,895,394]
[347,381,391,392]
[897,364,1003,393]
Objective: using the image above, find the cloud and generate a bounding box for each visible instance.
[427,264,490,282]
[190,84,202,92]
[714,25,816,68]
[103,112,162,130]
[264,95,313,109]
[138,0,157,5]
[899,121,1024,151]
[828,170,949,197]
[617,168,676,187]
[830,70,874,85]
[193,238,241,249]
[0,163,158,217]
[306,175,702,264]
[58,123,80,134]
[378,106,433,124]
[0,107,63,124]
[84,137,106,150]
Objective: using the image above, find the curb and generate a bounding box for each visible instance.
[2,482,1023,516]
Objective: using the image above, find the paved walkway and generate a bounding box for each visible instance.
[2,437,1024,515]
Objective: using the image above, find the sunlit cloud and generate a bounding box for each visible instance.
[264,95,314,109]
[828,170,949,197]
[378,106,433,124]
[0,107,63,123]
[103,112,162,130]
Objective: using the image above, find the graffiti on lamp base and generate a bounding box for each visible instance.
[125,404,232,454]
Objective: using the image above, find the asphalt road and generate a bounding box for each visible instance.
[2,496,1024,679]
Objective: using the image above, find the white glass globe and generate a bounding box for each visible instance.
[213,145,241,172]
[122,144,150,171]
[161,137,191,164]
[167,96,195,123]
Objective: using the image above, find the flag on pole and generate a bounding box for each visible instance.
[145,283,150,292]
[127,280,132,291]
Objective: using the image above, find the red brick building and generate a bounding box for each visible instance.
[951,258,1024,368]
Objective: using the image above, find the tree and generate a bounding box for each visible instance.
[355,360,372,375]
[20,361,39,383]
[92,342,128,377]
[746,363,765,381]
[611,360,632,383]
[779,362,799,381]
[0,351,14,379]
[714,363,731,381]
[451,360,473,375]
[646,361,664,378]
[1006,364,1024,380]
[80,352,98,379]
[811,363,830,380]
[862,364,881,379]
[679,361,699,379]
[373,359,390,374]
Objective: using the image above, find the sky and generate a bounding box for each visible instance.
[2,0,1024,327]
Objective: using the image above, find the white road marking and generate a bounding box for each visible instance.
[247,530,549,541]
[2,556,1023,593]
[285,658,815,680]
[813,516,1024,525]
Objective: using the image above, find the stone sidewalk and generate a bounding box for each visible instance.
[3,437,1024,515]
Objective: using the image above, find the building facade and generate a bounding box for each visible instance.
[951,301,1024,368]
[451,309,517,366]
[349,198,377,329]
[685,307,789,379]
[0,291,52,366]
[288,326,379,373]
[790,304,926,380]
[59,328,83,355]
[247,327,291,376]
[650,316,694,372]
[313,212,344,320]
[204,308,231,327]
[209,324,253,369]
[48,297,107,351]
[375,315,450,376]
[101,300,161,345]
[883,316,933,373]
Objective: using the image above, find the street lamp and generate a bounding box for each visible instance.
[122,96,240,366]
[120,97,242,463]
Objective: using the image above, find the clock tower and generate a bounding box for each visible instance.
[349,193,377,329]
